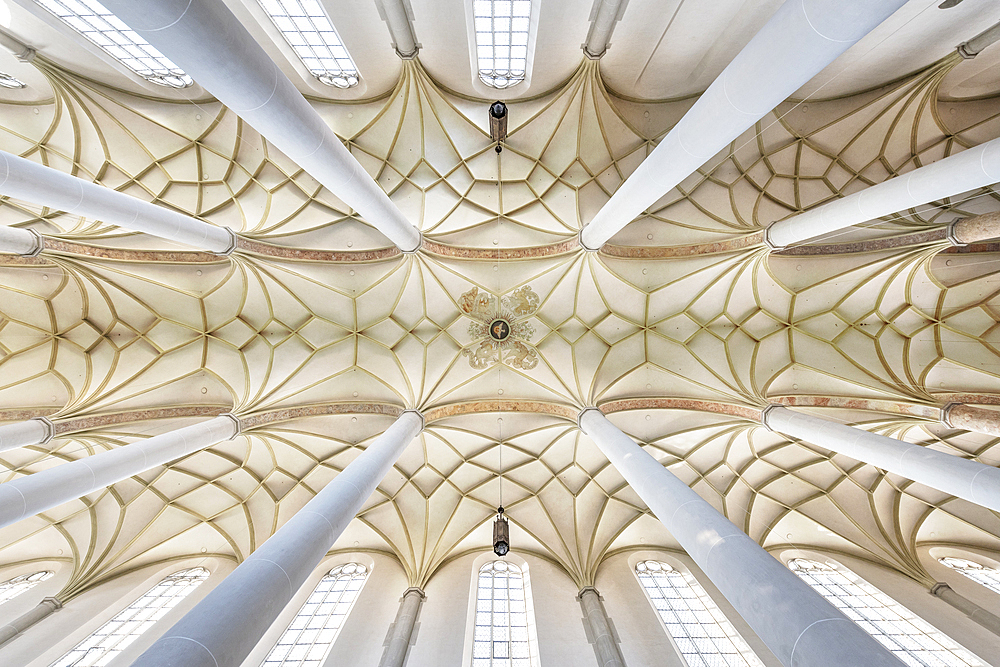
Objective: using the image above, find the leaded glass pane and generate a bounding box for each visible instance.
[939,558,1000,596]
[261,562,368,667]
[257,0,359,88]
[472,561,536,666]
[473,0,531,89]
[0,571,52,605]
[634,561,764,667]
[789,559,983,667]
[34,0,191,88]
[49,568,209,667]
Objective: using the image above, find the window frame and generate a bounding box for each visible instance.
[462,552,541,667]
[0,570,54,606]
[464,0,541,98]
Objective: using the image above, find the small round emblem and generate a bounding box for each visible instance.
[488,319,511,342]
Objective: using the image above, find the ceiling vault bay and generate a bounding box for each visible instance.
[0,46,999,598]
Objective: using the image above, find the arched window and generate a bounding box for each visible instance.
[634,560,764,667]
[0,72,26,89]
[50,567,209,667]
[256,0,360,88]
[262,562,369,667]
[789,559,983,667]
[472,560,536,667]
[473,0,532,89]
[34,0,192,88]
[0,571,53,606]
[939,557,1000,595]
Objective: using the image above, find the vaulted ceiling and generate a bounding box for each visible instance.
[0,0,999,603]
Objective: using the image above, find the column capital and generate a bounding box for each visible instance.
[577,585,602,600]
[945,219,968,247]
[930,582,953,597]
[401,586,425,600]
[759,404,782,431]
[30,416,55,445]
[401,409,424,431]
[400,233,423,255]
[578,229,601,253]
[941,402,960,428]
[23,229,45,257]
[220,412,243,437]
[762,225,783,252]
[216,227,239,256]
[40,597,63,610]
[577,407,603,433]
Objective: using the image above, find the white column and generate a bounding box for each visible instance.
[0,150,236,254]
[0,418,54,453]
[583,0,627,59]
[0,415,239,530]
[763,406,1000,513]
[580,0,907,250]
[0,225,42,256]
[578,409,904,667]
[958,20,1000,59]
[379,587,425,667]
[131,410,423,667]
[101,0,422,253]
[766,137,1000,249]
[578,587,626,667]
[377,0,418,58]
[0,597,61,647]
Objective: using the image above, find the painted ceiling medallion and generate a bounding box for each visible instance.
[460,286,539,370]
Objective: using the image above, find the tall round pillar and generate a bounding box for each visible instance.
[578,587,627,667]
[0,417,53,454]
[379,587,425,667]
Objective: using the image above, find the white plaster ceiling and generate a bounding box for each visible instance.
[0,0,998,607]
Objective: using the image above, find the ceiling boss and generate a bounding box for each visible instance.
[460,285,540,371]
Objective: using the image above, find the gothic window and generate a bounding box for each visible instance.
[789,559,982,667]
[262,562,369,667]
[634,560,764,667]
[472,560,536,667]
[34,0,192,88]
[257,0,360,88]
[939,557,1000,596]
[0,571,53,606]
[0,72,26,89]
[50,567,209,667]
[473,0,532,89]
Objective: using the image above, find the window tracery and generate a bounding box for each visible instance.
[0,72,25,89]
[939,557,1000,596]
[789,559,982,667]
[257,0,360,88]
[50,567,209,667]
[0,571,52,606]
[473,0,531,89]
[472,560,535,667]
[634,560,764,667]
[262,562,369,667]
[34,0,192,88]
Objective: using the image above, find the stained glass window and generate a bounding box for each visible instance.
[789,559,983,667]
[0,72,26,89]
[257,0,360,88]
[634,560,764,667]
[50,567,209,667]
[34,0,192,88]
[473,0,532,89]
[262,563,369,667]
[0,571,52,606]
[472,560,535,667]
[939,557,1000,596]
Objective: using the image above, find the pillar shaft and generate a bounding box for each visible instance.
[958,20,1000,59]
[766,137,1000,249]
[377,0,418,58]
[764,406,1000,513]
[930,583,1000,636]
[0,415,239,530]
[950,212,1000,246]
[0,597,61,647]
[0,418,52,453]
[101,0,422,253]
[379,587,425,667]
[580,0,907,250]
[578,587,626,667]
[578,409,904,667]
[583,0,627,59]
[132,410,423,667]
[0,150,236,254]
[0,225,41,256]
[945,403,1000,437]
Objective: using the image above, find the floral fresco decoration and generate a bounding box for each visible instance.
[460,285,539,370]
